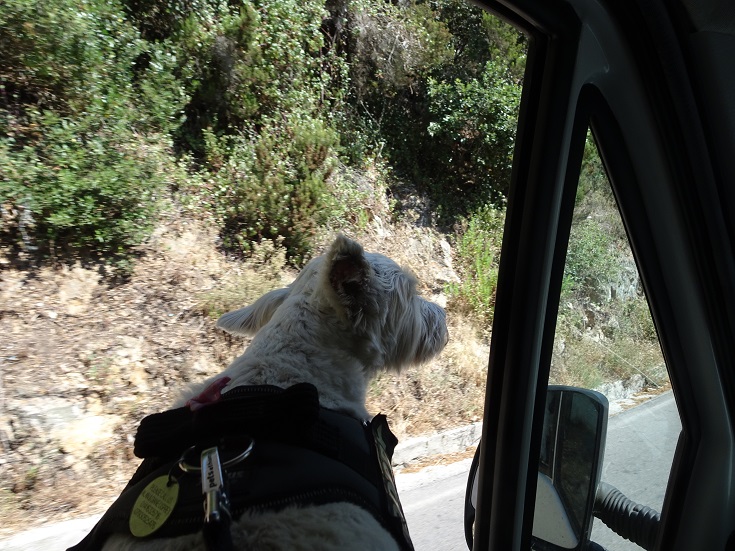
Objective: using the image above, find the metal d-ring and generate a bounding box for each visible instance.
[178,437,255,473]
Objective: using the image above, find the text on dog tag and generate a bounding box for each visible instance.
[129,475,179,537]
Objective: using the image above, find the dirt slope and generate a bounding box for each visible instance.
[0,212,488,536]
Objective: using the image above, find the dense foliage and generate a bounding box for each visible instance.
[0,0,185,260]
[1,0,525,264]
[0,0,664,391]
[342,0,525,221]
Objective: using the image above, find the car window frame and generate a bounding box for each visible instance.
[470,1,735,550]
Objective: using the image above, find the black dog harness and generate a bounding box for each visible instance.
[68,383,414,551]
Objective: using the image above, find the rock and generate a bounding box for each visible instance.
[12,397,121,460]
[393,421,483,467]
[58,264,101,316]
[439,239,453,268]
[433,266,460,284]
[14,397,83,434]
[595,374,646,402]
[56,416,118,458]
[430,293,448,309]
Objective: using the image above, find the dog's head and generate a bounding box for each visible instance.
[216,235,448,375]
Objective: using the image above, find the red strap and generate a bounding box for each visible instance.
[186,377,232,411]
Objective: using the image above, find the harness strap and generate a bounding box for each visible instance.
[202,515,234,551]
[67,384,414,551]
[134,383,320,460]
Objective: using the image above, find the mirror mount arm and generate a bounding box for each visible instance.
[594,481,661,551]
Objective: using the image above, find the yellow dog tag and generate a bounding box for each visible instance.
[129,475,179,537]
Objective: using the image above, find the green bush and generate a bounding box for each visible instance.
[447,203,506,324]
[173,0,335,158]
[323,159,395,232]
[0,0,134,112]
[1,109,173,257]
[207,114,339,265]
[424,60,521,219]
[333,0,453,178]
[0,0,187,259]
[166,0,349,263]
[563,218,624,301]
[1,0,527,267]
[0,0,186,122]
[338,0,525,224]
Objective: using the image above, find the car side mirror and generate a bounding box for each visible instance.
[465,386,608,550]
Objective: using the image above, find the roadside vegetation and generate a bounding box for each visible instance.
[0,0,667,433]
[0,0,666,532]
[552,135,668,390]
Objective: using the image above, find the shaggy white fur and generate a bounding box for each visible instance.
[103,234,449,550]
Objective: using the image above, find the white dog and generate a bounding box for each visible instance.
[71,235,448,551]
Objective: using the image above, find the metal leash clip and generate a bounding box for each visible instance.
[177,438,254,550]
[200,446,229,525]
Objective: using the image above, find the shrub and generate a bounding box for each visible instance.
[339,1,525,224]
[0,0,186,122]
[1,109,173,258]
[173,0,335,159]
[0,0,135,112]
[208,114,340,265]
[323,159,395,233]
[0,0,187,260]
[165,0,350,262]
[335,0,454,181]
[424,61,521,219]
[563,217,624,302]
[347,0,453,102]
[447,203,506,324]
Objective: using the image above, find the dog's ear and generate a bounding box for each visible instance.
[324,235,376,322]
[216,287,290,336]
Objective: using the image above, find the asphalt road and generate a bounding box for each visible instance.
[398,391,680,551]
[590,391,680,550]
[397,458,475,551]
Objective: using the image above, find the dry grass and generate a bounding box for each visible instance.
[196,240,291,320]
[550,327,668,389]
[0,209,490,536]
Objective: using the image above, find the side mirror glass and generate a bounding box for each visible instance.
[465,386,608,550]
[535,386,608,549]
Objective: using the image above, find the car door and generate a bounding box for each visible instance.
[470,0,735,550]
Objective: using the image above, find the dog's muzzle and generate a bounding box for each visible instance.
[67,383,414,551]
